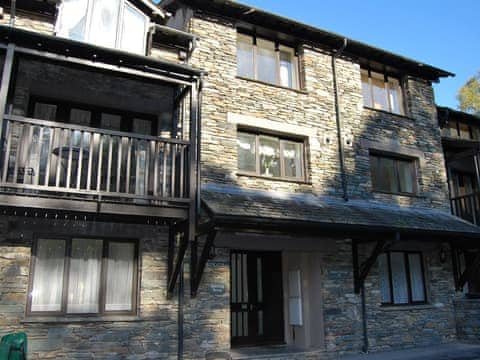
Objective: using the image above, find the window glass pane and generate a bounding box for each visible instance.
[390,252,409,304]
[259,136,280,177]
[70,109,92,126]
[90,0,121,48]
[120,2,147,54]
[101,113,122,131]
[133,118,153,136]
[458,123,471,140]
[378,254,391,303]
[237,132,256,173]
[105,242,135,311]
[279,48,295,88]
[256,39,277,84]
[237,34,254,78]
[67,239,103,313]
[371,156,397,193]
[31,239,66,312]
[408,254,425,302]
[282,140,302,178]
[398,159,415,193]
[361,71,372,107]
[56,0,88,41]
[371,73,389,111]
[34,103,57,121]
[388,78,403,115]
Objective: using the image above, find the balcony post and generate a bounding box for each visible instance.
[0,44,15,141]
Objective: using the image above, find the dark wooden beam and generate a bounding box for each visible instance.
[457,251,480,291]
[191,230,217,297]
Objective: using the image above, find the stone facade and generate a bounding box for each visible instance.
[454,299,480,343]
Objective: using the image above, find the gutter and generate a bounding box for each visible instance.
[332,38,348,201]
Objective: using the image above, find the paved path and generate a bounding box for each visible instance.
[339,343,480,360]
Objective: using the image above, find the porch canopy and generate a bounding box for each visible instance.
[201,184,480,242]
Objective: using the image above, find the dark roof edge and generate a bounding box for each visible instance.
[160,0,454,81]
[437,106,480,123]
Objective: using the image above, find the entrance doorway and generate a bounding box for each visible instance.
[230,251,284,347]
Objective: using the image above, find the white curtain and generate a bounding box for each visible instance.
[31,239,66,312]
[105,242,135,311]
[256,38,277,84]
[391,252,409,304]
[56,0,89,41]
[378,253,391,303]
[90,0,121,48]
[67,238,103,313]
[408,254,426,302]
[237,33,254,78]
[120,2,147,54]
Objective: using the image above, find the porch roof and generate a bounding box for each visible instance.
[201,184,480,240]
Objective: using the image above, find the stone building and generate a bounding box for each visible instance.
[0,0,478,359]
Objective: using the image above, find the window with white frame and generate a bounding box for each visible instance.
[378,252,426,305]
[56,0,149,55]
[237,32,300,89]
[361,69,405,115]
[28,237,138,315]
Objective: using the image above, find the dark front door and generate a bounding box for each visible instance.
[231,251,284,347]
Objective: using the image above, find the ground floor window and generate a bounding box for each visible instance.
[378,251,426,305]
[28,237,138,315]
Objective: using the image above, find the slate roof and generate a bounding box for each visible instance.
[202,185,480,237]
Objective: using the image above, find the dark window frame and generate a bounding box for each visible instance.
[237,129,307,182]
[361,68,406,116]
[28,96,158,136]
[26,235,139,317]
[370,152,418,196]
[236,30,301,90]
[380,251,428,306]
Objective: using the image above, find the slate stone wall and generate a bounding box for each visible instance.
[0,218,230,359]
[454,299,480,342]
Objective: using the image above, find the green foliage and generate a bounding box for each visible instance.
[458,71,480,116]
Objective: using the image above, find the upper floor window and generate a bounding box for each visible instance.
[370,153,417,195]
[361,69,405,115]
[237,130,305,180]
[443,119,480,140]
[379,252,427,305]
[56,0,149,55]
[237,33,300,89]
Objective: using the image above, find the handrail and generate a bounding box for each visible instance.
[4,114,190,145]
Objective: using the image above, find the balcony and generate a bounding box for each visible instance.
[451,192,480,226]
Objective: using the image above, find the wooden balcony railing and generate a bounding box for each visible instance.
[451,192,480,226]
[0,114,191,208]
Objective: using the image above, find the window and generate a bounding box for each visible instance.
[361,69,405,115]
[56,0,149,54]
[237,131,305,180]
[28,238,137,315]
[457,250,480,297]
[237,33,299,89]
[443,120,480,140]
[378,252,426,305]
[370,153,417,195]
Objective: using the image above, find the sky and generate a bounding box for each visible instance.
[175,0,480,109]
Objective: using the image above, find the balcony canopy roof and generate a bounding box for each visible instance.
[161,0,454,82]
[202,184,480,241]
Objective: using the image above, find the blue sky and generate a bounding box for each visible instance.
[170,0,479,109]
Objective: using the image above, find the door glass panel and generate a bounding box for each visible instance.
[31,239,66,312]
[132,118,153,136]
[70,109,92,127]
[67,238,103,314]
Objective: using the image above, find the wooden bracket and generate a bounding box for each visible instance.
[190,230,217,297]
[353,234,398,293]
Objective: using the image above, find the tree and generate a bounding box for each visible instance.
[458,72,480,116]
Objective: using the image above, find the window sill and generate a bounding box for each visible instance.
[236,76,308,95]
[372,190,423,198]
[21,315,162,324]
[363,106,414,121]
[236,172,311,185]
[380,304,434,312]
